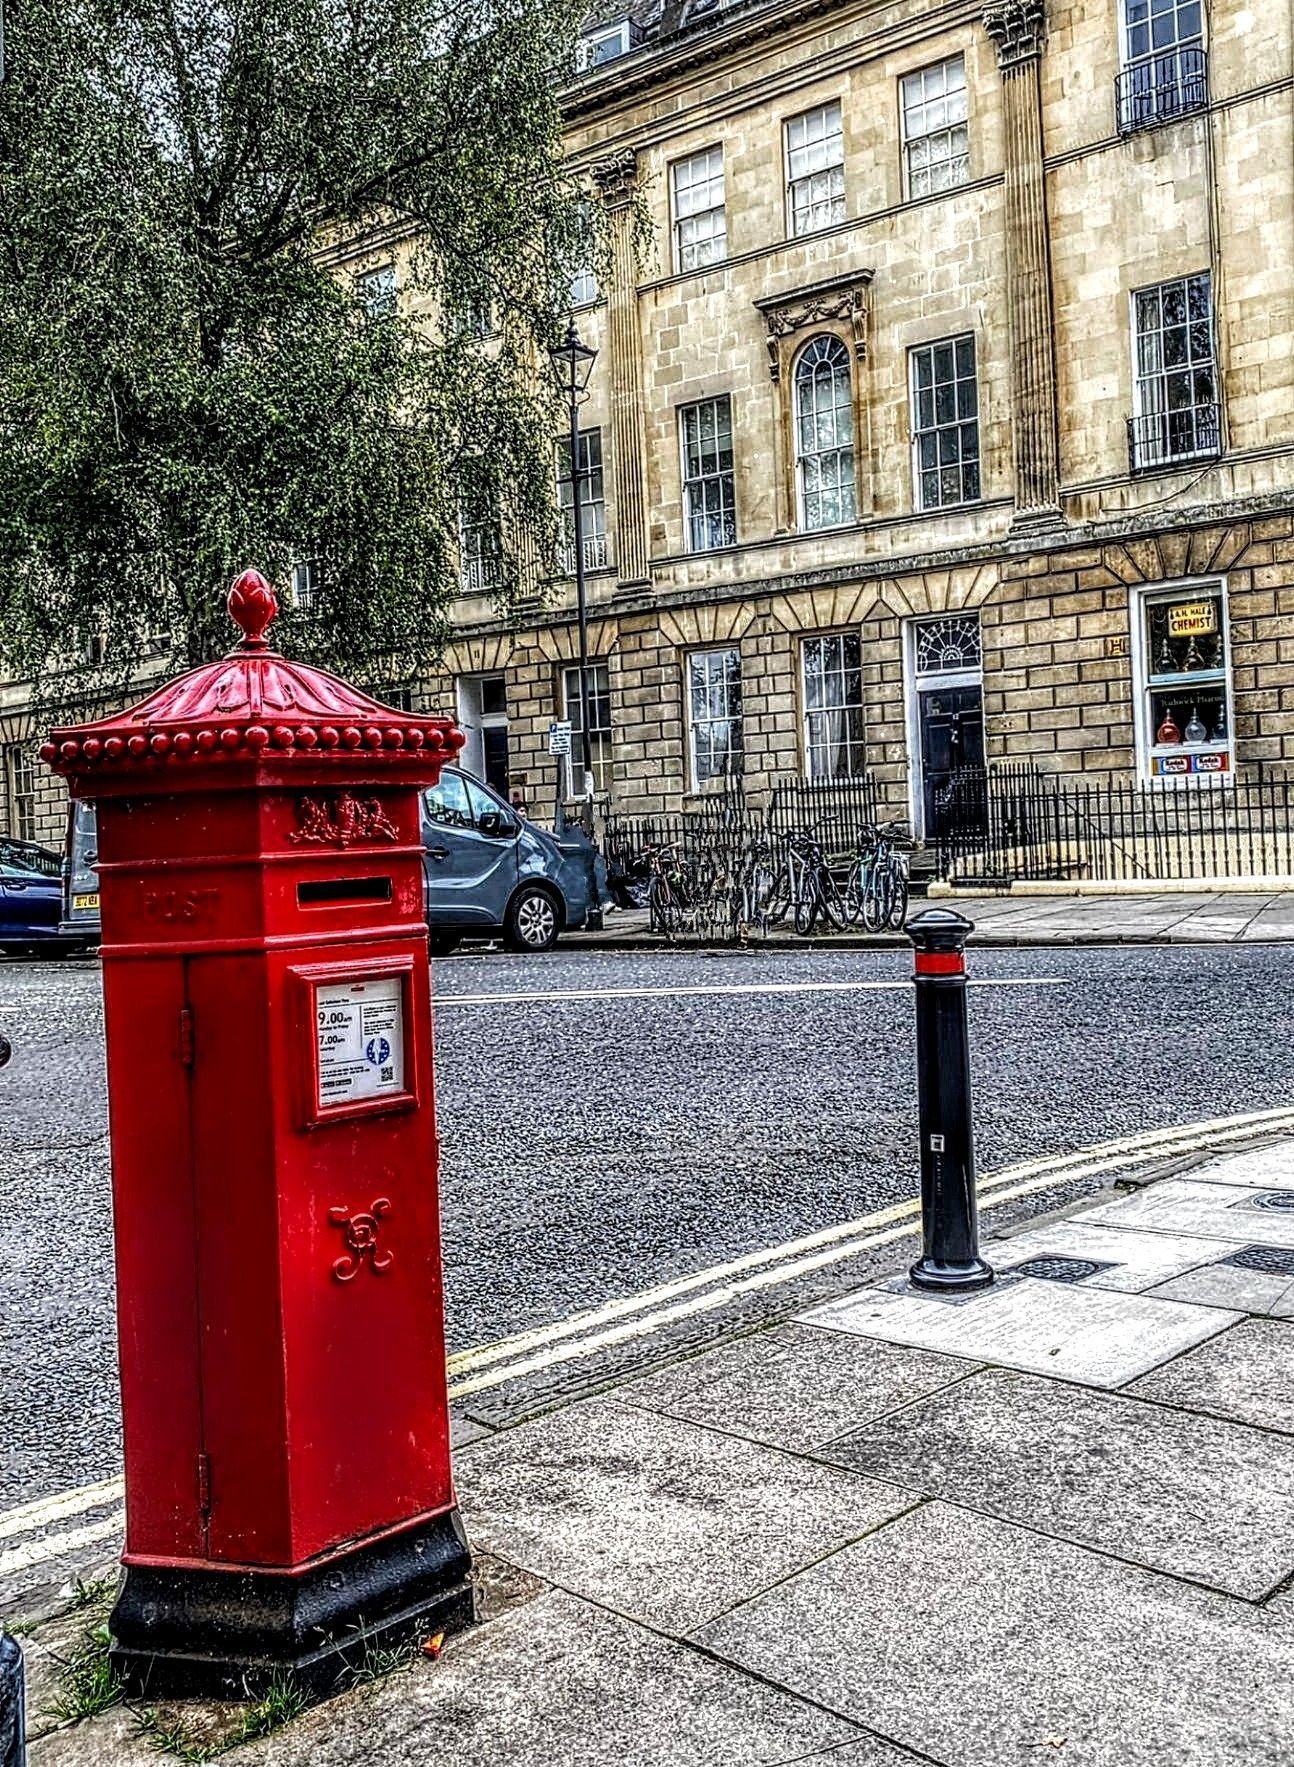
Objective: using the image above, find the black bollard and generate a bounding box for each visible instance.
[906,908,993,1293]
[0,1630,25,1767]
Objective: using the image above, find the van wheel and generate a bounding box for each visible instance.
[429,933,461,957]
[504,885,560,952]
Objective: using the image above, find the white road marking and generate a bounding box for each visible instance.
[4,1105,1291,1571]
[438,977,1070,1008]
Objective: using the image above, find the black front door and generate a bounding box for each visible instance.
[482,726,510,798]
[919,685,985,838]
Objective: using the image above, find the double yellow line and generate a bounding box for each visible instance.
[5,1105,1289,1570]
[445,1106,1294,1399]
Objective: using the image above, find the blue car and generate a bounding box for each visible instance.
[1,841,81,954]
[423,768,606,954]
[60,770,605,956]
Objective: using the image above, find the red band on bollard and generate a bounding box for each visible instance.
[914,951,965,976]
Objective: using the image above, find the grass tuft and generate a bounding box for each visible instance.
[45,1623,123,1723]
[134,1672,306,1761]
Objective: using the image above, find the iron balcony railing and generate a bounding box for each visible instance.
[1116,45,1208,134]
[1127,402,1221,475]
[559,531,610,576]
[459,556,502,594]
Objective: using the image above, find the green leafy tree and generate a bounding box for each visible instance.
[0,0,598,700]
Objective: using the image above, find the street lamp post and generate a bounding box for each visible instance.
[548,322,599,843]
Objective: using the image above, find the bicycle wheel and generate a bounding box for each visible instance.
[648,874,669,934]
[843,857,867,927]
[794,879,818,935]
[887,866,909,930]
[764,864,792,926]
[650,875,683,939]
[861,865,886,932]
[748,864,776,938]
[819,867,851,932]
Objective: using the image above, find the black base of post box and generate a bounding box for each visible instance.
[108,1508,473,1702]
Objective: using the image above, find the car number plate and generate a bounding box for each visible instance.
[73,892,100,912]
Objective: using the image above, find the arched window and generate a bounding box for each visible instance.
[794,336,856,530]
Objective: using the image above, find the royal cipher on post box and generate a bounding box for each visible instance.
[41,571,472,1699]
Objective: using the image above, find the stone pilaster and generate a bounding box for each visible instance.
[983,0,1063,529]
[592,150,652,587]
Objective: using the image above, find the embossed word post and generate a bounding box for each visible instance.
[41,571,473,1700]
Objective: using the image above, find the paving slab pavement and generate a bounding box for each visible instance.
[16,1134,1294,1764]
[570,886,1294,950]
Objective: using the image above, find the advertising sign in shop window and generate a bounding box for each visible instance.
[1133,581,1233,782]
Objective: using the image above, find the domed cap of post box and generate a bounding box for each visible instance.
[40,570,466,777]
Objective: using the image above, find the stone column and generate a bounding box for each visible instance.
[983,0,1063,529]
[592,150,652,587]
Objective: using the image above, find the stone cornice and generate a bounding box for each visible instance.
[563,0,983,123]
[982,0,1046,69]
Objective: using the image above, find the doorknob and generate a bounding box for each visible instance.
[426,846,450,861]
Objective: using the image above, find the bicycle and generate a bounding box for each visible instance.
[848,822,910,931]
[789,830,852,934]
[732,835,779,941]
[645,842,696,939]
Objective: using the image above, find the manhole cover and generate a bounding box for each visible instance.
[1011,1255,1113,1284]
[1240,1191,1294,1212]
[1220,1244,1294,1275]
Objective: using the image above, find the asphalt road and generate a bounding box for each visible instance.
[3,940,1293,1517]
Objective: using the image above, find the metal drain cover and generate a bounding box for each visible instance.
[1235,1190,1294,1213]
[1219,1244,1294,1275]
[1011,1255,1113,1285]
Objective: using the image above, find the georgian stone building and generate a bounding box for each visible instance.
[3,0,1292,848]
[419,0,1294,838]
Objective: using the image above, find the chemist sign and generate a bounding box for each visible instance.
[315,976,406,1110]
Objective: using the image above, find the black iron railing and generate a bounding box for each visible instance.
[1128,402,1221,475]
[603,773,884,941]
[1116,45,1208,134]
[937,763,1294,885]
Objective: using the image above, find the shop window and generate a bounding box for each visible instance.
[688,647,743,787]
[671,147,727,272]
[680,396,736,552]
[562,662,613,795]
[1132,581,1233,782]
[785,102,845,237]
[901,56,970,199]
[794,337,856,531]
[803,634,865,780]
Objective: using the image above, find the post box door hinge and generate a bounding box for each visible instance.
[178,1006,195,1068]
[197,1452,212,1518]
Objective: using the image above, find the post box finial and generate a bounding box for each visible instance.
[228,570,278,650]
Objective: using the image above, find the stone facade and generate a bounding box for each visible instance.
[411,0,1294,835]
[4,0,1293,849]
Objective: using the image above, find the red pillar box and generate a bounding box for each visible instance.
[40,572,472,1700]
